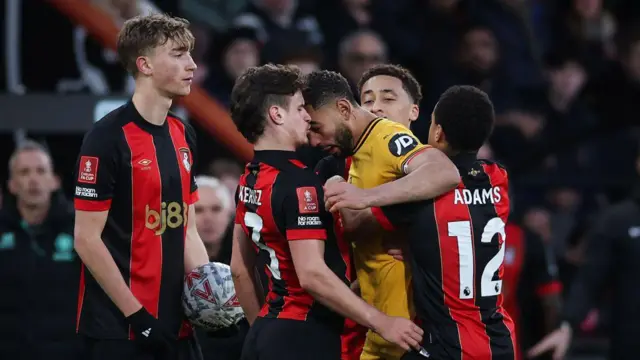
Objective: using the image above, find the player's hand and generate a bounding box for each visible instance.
[527,322,572,360]
[373,315,424,352]
[324,177,370,212]
[383,237,406,261]
[126,307,175,353]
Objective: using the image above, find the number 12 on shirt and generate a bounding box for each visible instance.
[448,217,506,299]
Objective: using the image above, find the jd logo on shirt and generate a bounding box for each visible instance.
[146,201,188,235]
[53,233,75,262]
[0,232,16,250]
[388,133,418,157]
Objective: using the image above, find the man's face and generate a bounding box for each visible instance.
[281,91,312,148]
[339,34,387,85]
[9,150,58,207]
[306,101,355,156]
[461,29,498,73]
[223,40,259,80]
[427,112,447,152]
[146,39,197,97]
[360,75,418,128]
[195,186,232,251]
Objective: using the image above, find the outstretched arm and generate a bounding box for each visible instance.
[325,149,459,212]
[364,147,459,207]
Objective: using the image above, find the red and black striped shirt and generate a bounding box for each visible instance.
[373,153,517,360]
[235,150,347,331]
[73,101,198,339]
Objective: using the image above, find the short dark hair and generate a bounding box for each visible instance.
[357,64,423,104]
[302,70,357,109]
[433,85,494,152]
[230,64,304,144]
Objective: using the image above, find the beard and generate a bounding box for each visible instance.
[335,123,355,157]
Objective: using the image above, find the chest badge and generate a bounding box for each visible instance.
[179,148,191,173]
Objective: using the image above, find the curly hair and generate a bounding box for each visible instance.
[302,70,357,109]
[358,64,423,104]
[230,64,304,144]
[434,85,495,152]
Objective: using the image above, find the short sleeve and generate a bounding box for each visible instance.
[282,176,328,241]
[373,201,427,230]
[74,128,119,212]
[374,122,430,176]
[185,123,199,204]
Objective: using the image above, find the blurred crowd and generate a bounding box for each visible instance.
[3,0,640,359]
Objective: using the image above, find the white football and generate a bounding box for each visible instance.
[182,262,245,331]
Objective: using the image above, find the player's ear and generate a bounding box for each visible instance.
[336,99,352,120]
[409,104,419,122]
[268,105,285,125]
[7,178,17,196]
[136,56,153,76]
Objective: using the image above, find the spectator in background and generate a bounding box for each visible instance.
[337,30,388,93]
[528,149,640,360]
[204,27,260,107]
[0,140,80,359]
[279,45,323,75]
[194,176,234,264]
[234,0,323,46]
[557,0,617,75]
[194,175,244,359]
[179,0,248,33]
[207,158,244,199]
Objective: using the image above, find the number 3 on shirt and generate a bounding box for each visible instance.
[448,217,506,299]
[244,212,282,280]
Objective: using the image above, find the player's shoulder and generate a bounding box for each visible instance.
[84,105,129,144]
[369,118,422,158]
[281,159,323,189]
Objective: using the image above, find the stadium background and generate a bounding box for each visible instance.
[2,0,640,359]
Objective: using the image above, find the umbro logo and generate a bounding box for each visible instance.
[141,328,151,337]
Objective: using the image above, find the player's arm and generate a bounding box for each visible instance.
[183,124,210,272]
[184,204,210,272]
[283,182,392,328]
[528,232,563,332]
[230,223,263,325]
[365,146,459,207]
[73,132,141,317]
[324,131,458,211]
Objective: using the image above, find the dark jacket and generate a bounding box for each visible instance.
[0,192,82,359]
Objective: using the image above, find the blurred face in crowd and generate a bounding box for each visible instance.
[548,61,587,101]
[339,33,387,85]
[286,60,320,76]
[460,28,498,74]
[307,100,356,156]
[142,39,197,97]
[8,149,58,208]
[195,185,232,256]
[224,39,260,80]
[573,0,602,19]
[360,75,419,128]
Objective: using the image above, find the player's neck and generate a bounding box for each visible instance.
[253,135,296,152]
[350,107,379,148]
[132,84,173,126]
[17,200,50,226]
